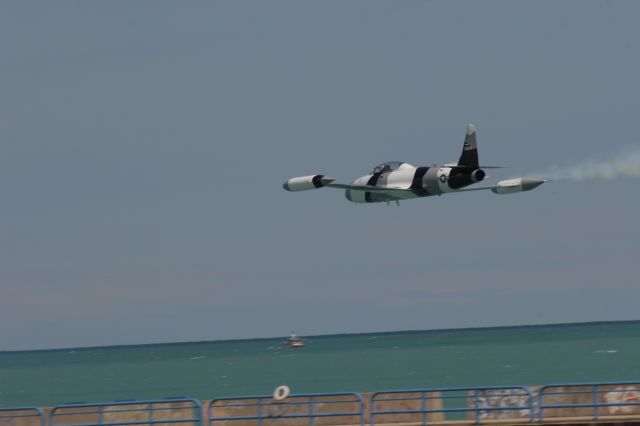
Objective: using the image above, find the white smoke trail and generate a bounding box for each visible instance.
[530,147,640,182]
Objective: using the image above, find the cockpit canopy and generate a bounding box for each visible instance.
[372,161,405,174]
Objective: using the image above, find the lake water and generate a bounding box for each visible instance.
[0,321,638,407]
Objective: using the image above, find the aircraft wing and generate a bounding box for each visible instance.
[450,186,497,193]
[452,177,547,195]
[283,174,546,197]
[282,175,415,197]
[326,183,414,198]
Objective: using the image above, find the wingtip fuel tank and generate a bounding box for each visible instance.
[283,175,335,191]
[491,177,546,194]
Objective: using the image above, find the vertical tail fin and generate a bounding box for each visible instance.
[457,123,479,168]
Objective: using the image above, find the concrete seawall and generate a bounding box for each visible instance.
[4,384,640,426]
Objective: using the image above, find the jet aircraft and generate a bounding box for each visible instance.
[283,124,546,204]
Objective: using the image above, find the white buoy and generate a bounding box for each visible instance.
[273,385,290,401]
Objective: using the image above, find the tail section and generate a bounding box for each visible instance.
[457,124,479,168]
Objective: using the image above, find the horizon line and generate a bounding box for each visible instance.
[1,318,638,354]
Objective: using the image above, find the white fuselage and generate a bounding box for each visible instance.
[345,162,459,203]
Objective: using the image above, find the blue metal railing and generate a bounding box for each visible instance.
[370,386,535,425]
[3,379,640,426]
[0,407,46,426]
[208,392,364,426]
[49,398,202,426]
[538,381,640,422]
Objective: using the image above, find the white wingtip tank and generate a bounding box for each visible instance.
[491,177,546,194]
[283,175,335,191]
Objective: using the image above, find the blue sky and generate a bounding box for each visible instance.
[1,1,639,350]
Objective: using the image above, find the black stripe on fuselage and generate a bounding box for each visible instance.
[365,173,382,203]
[410,166,430,196]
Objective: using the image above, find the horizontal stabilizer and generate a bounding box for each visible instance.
[440,164,507,169]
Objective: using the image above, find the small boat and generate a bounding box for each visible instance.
[282,332,305,348]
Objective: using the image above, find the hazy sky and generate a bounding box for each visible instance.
[1,1,639,351]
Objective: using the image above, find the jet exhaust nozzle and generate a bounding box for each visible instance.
[471,169,486,183]
[283,175,335,191]
[491,177,546,194]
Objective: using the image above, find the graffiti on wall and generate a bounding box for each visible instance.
[472,389,535,419]
[604,386,640,414]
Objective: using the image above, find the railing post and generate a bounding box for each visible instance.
[37,407,46,426]
[538,388,545,423]
[527,388,534,423]
[369,394,376,426]
[193,399,203,426]
[147,402,153,426]
[420,391,427,426]
[254,398,260,426]
[309,396,315,426]
[593,385,599,421]
[472,390,479,425]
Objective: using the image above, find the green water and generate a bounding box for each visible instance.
[1,321,639,407]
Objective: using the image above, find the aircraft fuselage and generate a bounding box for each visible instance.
[345,163,485,203]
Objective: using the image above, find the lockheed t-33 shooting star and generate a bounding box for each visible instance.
[283,124,546,204]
